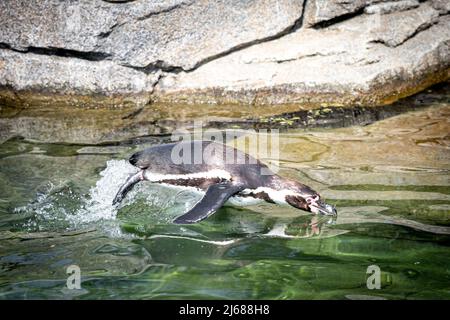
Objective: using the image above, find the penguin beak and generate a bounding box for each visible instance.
[308,198,337,216]
[286,194,337,216]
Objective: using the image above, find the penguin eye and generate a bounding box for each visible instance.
[306,195,319,204]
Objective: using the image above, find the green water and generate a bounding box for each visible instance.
[0,103,449,299]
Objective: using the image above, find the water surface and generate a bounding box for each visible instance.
[0,99,449,299]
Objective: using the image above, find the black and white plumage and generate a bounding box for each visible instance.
[113,140,337,224]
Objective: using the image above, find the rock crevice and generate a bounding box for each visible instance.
[0,43,112,62]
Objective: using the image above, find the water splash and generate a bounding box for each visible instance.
[16,159,203,236]
[12,160,132,231]
[68,159,138,226]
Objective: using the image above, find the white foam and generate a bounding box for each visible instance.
[68,159,138,226]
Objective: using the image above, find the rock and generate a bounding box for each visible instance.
[0,0,304,70]
[154,6,450,106]
[348,2,440,47]
[0,0,122,52]
[101,0,305,70]
[0,49,160,107]
[302,0,378,27]
[364,0,419,15]
[430,0,450,14]
[0,0,449,108]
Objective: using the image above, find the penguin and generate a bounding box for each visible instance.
[112,140,337,224]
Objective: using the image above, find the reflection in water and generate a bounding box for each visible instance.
[265,215,338,239]
[0,101,449,299]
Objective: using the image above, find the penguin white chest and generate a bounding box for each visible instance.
[143,169,232,182]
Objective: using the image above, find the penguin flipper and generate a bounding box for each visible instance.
[112,171,143,205]
[173,182,245,224]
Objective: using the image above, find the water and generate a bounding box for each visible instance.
[0,98,449,299]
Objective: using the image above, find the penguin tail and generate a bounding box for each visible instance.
[112,171,144,205]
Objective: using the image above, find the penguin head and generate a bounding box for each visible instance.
[283,181,337,216]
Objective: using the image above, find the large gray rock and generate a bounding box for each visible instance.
[101,0,305,70]
[430,0,450,14]
[0,0,448,107]
[364,0,419,15]
[303,0,427,26]
[154,5,450,106]
[0,0,304,70]
[346,2,440,47]
[302,0,378,27]
[0,49,160,107]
